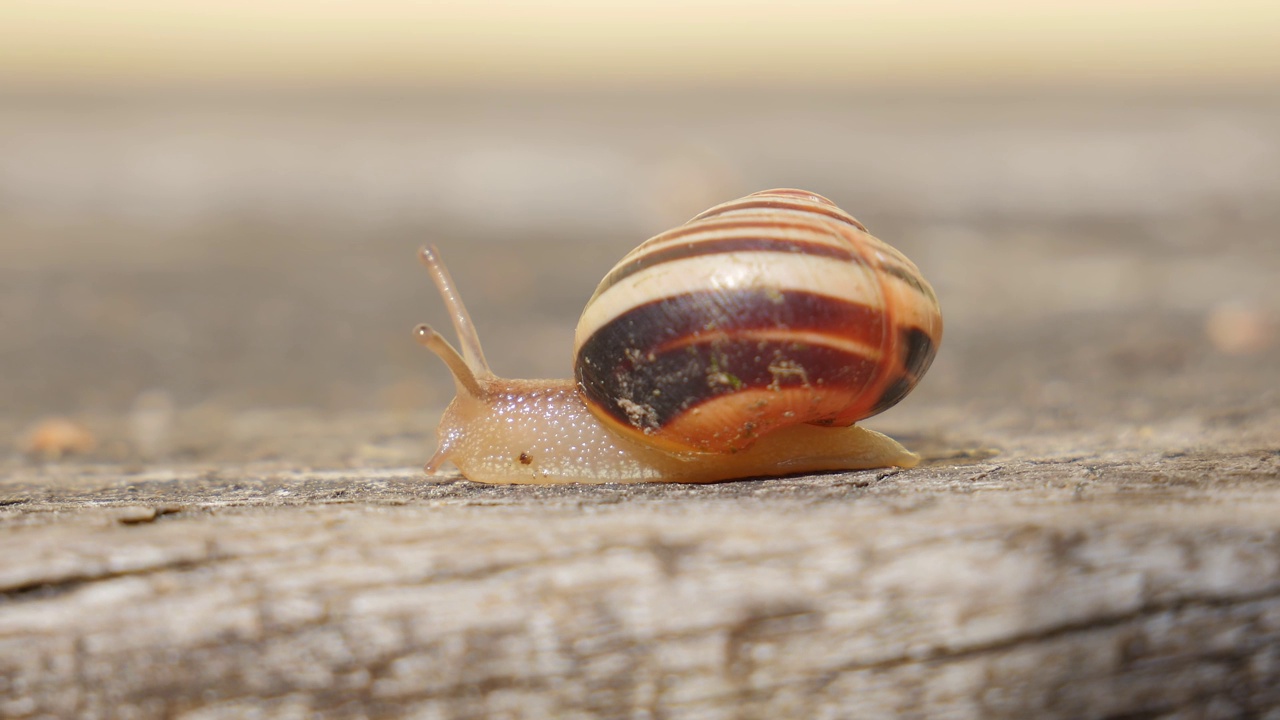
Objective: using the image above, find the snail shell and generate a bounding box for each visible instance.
[573,189,942,454]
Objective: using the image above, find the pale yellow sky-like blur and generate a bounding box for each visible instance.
[1,0,1278,89]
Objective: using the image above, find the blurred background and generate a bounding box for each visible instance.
[2,0,1278,465]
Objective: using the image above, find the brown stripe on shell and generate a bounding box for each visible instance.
[575,250,890,350]
[593,230,866,299]
[627,215,857,256]
[878,262,938,304]
[577,289,887,372]
[755,189,838,203]
[656,327,882,364]
[690,195,867,232]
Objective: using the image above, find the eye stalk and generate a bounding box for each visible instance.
[417,245,491,378]
[412,323,483,399]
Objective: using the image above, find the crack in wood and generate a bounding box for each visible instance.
[0,554,229,602]
[813,583,1280,679]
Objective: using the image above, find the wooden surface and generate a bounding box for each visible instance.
[2,92,1279,718]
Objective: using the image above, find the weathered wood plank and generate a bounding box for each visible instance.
[3,414,1278,718]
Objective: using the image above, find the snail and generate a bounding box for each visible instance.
[414,189,942,484]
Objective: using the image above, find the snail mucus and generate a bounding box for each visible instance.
[414,189,942,484]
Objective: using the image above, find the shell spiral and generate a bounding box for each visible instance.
[573,189,942,454]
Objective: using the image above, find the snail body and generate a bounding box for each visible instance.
[416,189,941,484]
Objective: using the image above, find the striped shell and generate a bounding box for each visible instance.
[573,189,942,455]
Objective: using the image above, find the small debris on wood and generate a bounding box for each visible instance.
[20,417,97,460]
[1207,301,1276,356]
